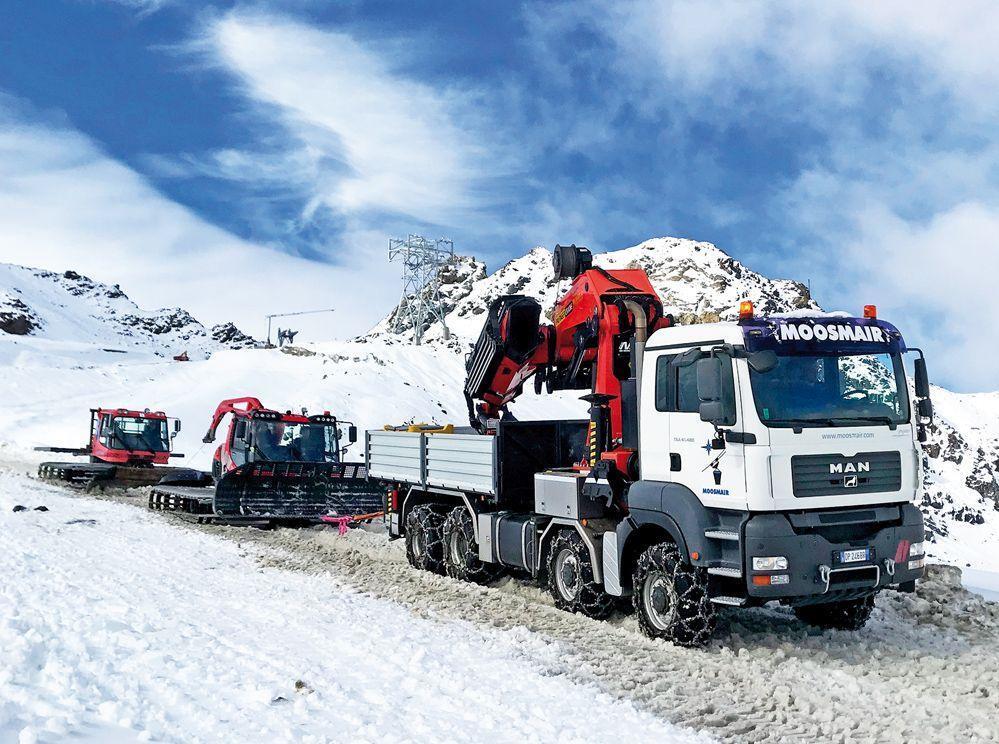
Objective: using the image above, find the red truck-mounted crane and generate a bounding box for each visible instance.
[37,407,185,489]
[369,244,930,646]
[149,397,383,527]
[465,244,672,477]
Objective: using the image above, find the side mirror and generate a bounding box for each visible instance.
[696,357,735,425]
[747,350,778,373]
[918,397,933,421]
[914,357,931,399]
[696,357,722,402]
[348,425,358,444]
[174,419,182,433]
[234,419,248,442]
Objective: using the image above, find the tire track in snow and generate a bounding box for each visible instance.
[42,479,999,743]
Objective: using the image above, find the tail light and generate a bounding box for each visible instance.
[389,489,399,512]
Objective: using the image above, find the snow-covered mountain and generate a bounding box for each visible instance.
[369,238,817,345]
[0,263,257,364]
[0,238,997,570]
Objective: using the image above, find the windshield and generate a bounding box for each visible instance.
[251,420,341,463]
[749,352,910,427]
[108,416,170,452]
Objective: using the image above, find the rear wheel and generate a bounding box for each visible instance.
[794,595,875,630]
[405,505,446,574]
[547,530,614,619]
[632,541,715,647]
[443,506,504,584]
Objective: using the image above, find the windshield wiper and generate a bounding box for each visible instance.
[771,415,898,429]
[830,415,898,429]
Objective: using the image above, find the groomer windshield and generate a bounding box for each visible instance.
[741,314,910,428]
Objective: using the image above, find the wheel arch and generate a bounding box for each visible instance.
[400,487,478,538]
[539,519,603,584]
[618,513,689,592]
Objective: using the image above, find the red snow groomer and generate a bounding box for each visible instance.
[149,397,383,526]
[36,407,186,489]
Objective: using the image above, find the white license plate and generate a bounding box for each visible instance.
[839,548,871,563]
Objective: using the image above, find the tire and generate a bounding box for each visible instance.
[632,541,715,647]
[405,505,446,574]
[442,506,504,584]
[547,530,614,620]
[794,595,875,631]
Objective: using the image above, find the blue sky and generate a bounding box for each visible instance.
[0,0,996,392]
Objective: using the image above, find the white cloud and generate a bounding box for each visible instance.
[195,10,511,232]
[0,102,399,342]
[579,0,999,120]
[838,201,999,393]
[534,0,999,392]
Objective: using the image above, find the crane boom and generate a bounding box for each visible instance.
[464,245,671,474]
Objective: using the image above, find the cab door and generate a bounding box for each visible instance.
[659,349,747,510]
[638,352,673,482]
[227,418,250,469]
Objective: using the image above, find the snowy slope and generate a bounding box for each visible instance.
[0,263,256,366]
[0,471,706,744]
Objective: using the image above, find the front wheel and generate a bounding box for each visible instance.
[405,505,446,574]
[547,530,614,619]
[632,541,715,647]
[794,595,875,630]
[442,506,504,584]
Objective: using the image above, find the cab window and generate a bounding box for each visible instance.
[655,352,736,419]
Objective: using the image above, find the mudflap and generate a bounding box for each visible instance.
[212,462,384,521]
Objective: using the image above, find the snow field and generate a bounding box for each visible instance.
[0,470,707,744]
[256,521,999,743]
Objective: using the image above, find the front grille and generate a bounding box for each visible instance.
[791,451,901,498]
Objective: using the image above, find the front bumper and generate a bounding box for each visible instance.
[742,503,924,604]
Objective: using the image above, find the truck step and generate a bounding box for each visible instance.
[704,529,739,541]
[710,595,747,607]
[707,566,743,578]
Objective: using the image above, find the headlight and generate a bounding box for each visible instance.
[909,541,925,557]
[752,556,788,571]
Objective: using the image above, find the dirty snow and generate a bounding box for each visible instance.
[0,470,707,744]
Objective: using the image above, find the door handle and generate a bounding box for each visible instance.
[670,453,682,471]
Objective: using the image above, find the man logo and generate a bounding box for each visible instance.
[829,461,870,474]
[844,475,859,488]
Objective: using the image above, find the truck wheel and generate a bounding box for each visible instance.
[405,505,446,574]
[547,530,614,620]
[632,541,715,647]
[443,506,504,585]
[794,595,875,630]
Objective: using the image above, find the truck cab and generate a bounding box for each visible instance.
[622,305,927,621]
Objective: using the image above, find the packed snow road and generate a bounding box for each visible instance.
[0,470,706,744]
[5,469,999,743]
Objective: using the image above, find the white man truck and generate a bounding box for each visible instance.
[366,245,931,646]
